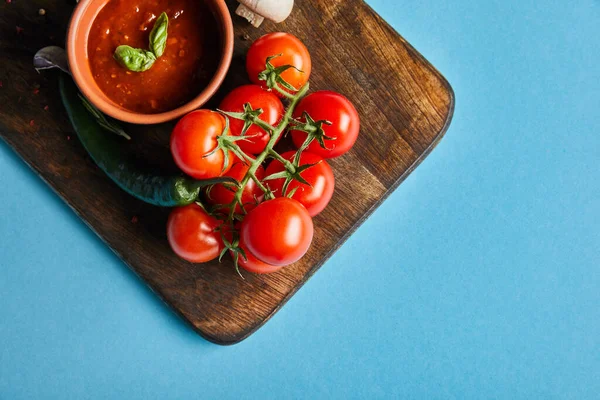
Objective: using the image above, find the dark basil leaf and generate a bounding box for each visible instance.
[149,12,169,58]
[113,45,157,72]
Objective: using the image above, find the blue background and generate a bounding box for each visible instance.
[1,0,599,398]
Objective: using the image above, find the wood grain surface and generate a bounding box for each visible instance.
[0,0,454,344]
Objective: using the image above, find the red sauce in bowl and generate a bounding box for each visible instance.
[88,0,220,114]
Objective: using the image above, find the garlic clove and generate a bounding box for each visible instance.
[236,0,294,28]
[236,4,265,28]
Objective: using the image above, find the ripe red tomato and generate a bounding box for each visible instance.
[219,85,284,154]
[265,151,335,217]
[241,198,313,266]
[291,91,360,158]
[206,161,265,213]
[246,32,311,94]
[167,203,224,263]
[232,236,282,275]
[170,110,232,179]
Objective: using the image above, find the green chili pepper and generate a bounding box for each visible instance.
[59,74,234,207]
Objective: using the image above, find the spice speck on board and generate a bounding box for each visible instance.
[131,216,139,224]
[29,120,35,127]
[16,26,24,34]
[44,105,49,111]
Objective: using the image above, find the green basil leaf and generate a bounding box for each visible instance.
[149,12,169,58]
[113,45,157,72]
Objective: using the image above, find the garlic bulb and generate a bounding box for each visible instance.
[236,0,294,28]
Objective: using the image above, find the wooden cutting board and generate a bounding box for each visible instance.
[0,0,454,344]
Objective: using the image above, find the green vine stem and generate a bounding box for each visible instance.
[251,118,277,133]
[267,149,295,171]
[250,173,270,195]
[274,85,296,100]
[224,82,310,221]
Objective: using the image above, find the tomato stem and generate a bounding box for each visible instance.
[250,173,272,200]
[251,118,277,133]
[274,85,296,100]
[268,149,295,171]
[225,82,310,222]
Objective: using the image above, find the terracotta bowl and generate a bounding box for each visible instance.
[67,0,234,125]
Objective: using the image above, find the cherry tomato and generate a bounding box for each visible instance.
[265,151,335,217]
[219,85,284,154]
[246,32,311,94]
[241,198,313,266]
[167,203,224,263]
[291,91,360,158]
[170,110,232,179]
[233,236,282,275]
[206,161,265,213]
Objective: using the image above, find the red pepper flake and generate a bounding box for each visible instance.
[33,88,40,95]
[29,120,35,127]
[131,216,139,224]
[16,26,24,34]
[6,0,12,4]
[0,81,3,88]
[67,136,71,141]
[44,105,49,111]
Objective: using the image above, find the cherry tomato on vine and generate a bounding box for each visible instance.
[265,151,335,217]
[206,161,265,213]
[241,198,313,266]
[167,203,224,263]
[219,85,284,154]
[232,236,283,275]
[170,110,232,179]
[246,32,312,94]
[291,91,360,159]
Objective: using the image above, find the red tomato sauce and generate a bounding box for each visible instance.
[88,0,220,114]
